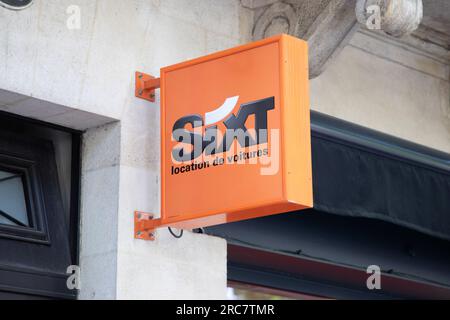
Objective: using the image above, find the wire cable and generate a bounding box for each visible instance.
[168,227,184,239]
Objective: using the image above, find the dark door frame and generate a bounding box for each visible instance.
[0,111,82,300]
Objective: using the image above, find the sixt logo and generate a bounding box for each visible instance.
[172,96,275,163]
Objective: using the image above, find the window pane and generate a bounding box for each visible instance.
[227,282,328,300]
[0,170,29,227]
[227,287,294,300]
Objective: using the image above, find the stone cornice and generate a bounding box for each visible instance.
[244,0,431,78]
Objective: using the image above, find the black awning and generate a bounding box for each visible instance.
[311,111,450,241]
[205,112,450,295]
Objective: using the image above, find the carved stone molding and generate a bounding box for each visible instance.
[246,0,429,78]
[250,0,359,78]
[252,2,298,40]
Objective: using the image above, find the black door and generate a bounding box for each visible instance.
[0,114,79,299]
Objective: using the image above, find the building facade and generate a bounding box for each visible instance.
[0,0,449,299]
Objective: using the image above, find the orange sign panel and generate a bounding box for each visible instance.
[157,34,312,230]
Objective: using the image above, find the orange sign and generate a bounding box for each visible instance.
[138,34,312,233]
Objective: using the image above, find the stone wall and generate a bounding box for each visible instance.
[310,30,450,153]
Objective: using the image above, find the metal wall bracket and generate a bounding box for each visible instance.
[134,211,158,241]
[135,71,161,102]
